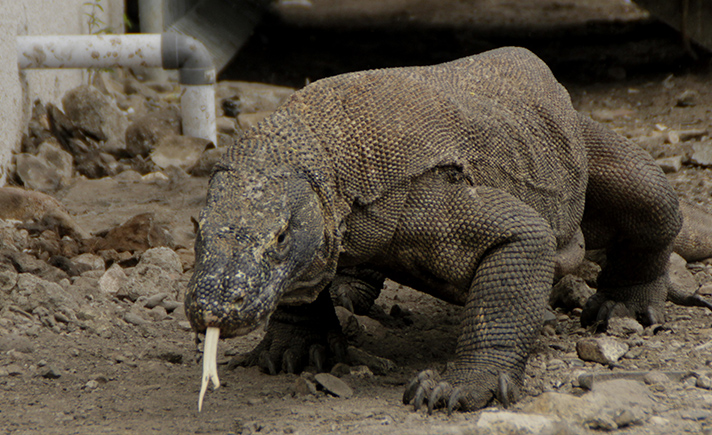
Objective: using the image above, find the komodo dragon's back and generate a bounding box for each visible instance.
[187,47,711,414]
[282,48,588,247]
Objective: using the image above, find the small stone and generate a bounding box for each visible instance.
[71,253,105,271]
[643,370,671,385]
[41,366,61,379]
[655,155,683,173]
[125,106,181,158]
[314,373,354,398]
[6,364,24,376]
[178,321,192,331]
[148,305,168,322]
[697,375,712,390]
[576,337,629,365]
[99,263,127,294]
[607,317,644,337]
[150,134,211,171]
[139,248,182,274]
[550,275,594,310]
[123,311,148,326]
[676,89,699,107]
[586,415,617,431]
[143,293,169,309]
[612,408,639,427]
[691,141,712,166]
[294,377,317,396]
[85,379,100,390]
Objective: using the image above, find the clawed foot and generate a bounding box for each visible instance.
[581,292,665,329]
[230,291,348,374]
[231,318,348,374]
[402,368,520,414]
[581,275,671,329]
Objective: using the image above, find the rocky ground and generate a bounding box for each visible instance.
[3,1,712,434]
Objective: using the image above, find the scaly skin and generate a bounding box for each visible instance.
[185,47,706,413]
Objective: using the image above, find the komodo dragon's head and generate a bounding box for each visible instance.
[185,166,335,339]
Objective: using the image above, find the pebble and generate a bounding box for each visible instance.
[550,275,595,310]
[5,364,24,376]
[697,375,712,390]
[576,336,629,365]
[643,370,671,385]
[85,379,100,390]
[123,312,148,326]
[691,141,712,166]
[98,263,128,294]
[676,89,699,106]
[143,293,169,309]
[294,377,318,396]
[40,366,62,379]
[607,317,644,337]
[314,373,353,398]
[656,155,683,173]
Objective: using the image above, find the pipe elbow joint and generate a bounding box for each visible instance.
[161,32,216,85]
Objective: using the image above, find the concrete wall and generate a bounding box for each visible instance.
[0,0,124,186]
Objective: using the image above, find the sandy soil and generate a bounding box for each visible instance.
[3,1,712,434]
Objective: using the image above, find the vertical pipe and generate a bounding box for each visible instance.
[139,0,169,81]
[182,85,217,146]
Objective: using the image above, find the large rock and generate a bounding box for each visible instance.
[125,106,181,158]
[0,187,88,241]
[15,140,73,192]
[90,213,174,254]
[150,135,212,171]
[576,336,629,365]
[62,85,129,155]
[12,273,80,313]
[117,247,183,301]
[550,275,594,311]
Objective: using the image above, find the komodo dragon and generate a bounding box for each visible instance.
[185,47,712,413]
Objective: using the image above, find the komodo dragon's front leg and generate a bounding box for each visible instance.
[388,170,556,413]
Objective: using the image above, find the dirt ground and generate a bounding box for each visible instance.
[3,1,712,434]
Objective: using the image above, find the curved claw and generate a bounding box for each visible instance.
[413,381,427,411]
[427,382,452,415]
[282,349,297,374]
[403,370,437,405]
[447,387,464,415]
[496,373,518,408]
[309,344,327,373]
[259,351,278,375]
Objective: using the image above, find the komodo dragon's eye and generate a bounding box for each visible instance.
[268,224,291,262]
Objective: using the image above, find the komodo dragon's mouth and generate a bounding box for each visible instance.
[198,327,220,412]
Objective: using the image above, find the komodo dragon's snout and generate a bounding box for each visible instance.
[185,170,329,339]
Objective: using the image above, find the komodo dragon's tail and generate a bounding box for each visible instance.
[668,200,712,310]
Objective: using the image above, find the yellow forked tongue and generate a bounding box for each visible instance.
[198,327,221,412]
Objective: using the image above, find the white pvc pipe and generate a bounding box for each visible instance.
[182,85,217,145]
[17,34,217,145]
[18,35,163,69]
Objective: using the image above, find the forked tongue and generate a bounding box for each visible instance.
[198,327,221,411]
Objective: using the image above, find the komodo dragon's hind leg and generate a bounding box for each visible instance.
[578,114,686,328]
[392,171,556,413]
